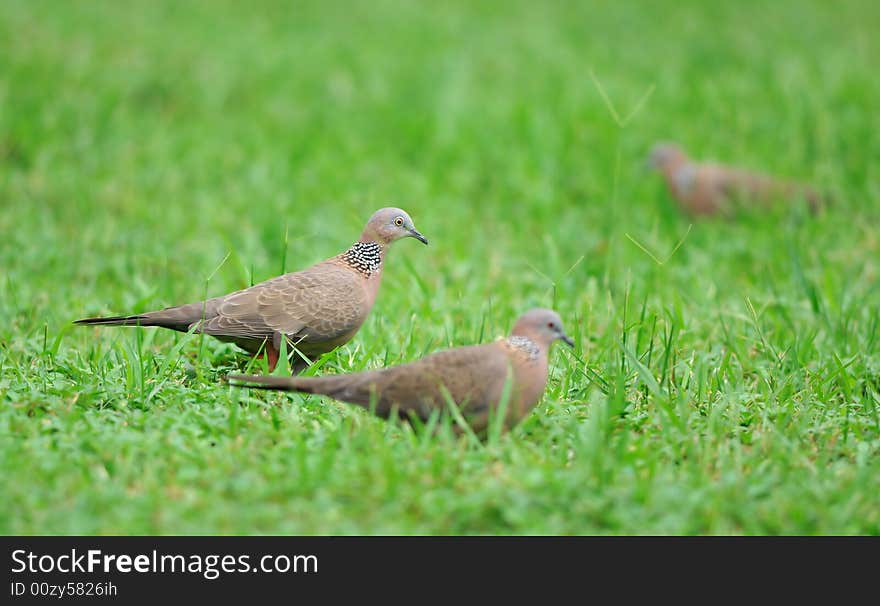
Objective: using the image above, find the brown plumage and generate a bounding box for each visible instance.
[228,308,574,433]
[648,142,822,217]
[76,207,428,371]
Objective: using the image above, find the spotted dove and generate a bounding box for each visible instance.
[228,308,573,433]
[76,207,428,371]
[648,142,822,217]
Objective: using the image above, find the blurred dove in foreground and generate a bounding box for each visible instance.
[228,308,574,433]
[76,207,428,372]
[648,142,822,217]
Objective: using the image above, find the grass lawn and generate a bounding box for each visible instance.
[1,0,878,534]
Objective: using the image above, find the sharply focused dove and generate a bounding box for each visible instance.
[76,207,428,371]
[228,308,574,433]
[648,142,822,217]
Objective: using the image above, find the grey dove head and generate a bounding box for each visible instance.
[648,142,688,172]
[361,207,428,246]
[511,308,574,349]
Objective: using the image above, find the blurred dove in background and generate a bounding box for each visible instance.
[648,142,823,217]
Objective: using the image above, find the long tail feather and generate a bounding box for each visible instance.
[227,373,357,400]
[228,371,409,421]
[226,374,304,392]
[74,315,149,326]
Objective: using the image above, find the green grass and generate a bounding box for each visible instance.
[2,0,879,534]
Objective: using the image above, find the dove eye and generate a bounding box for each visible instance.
[394,217,404,227]
[547,322,555,329]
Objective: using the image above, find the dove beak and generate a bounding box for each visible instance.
[561,334,575,348]
[410,229,429,245]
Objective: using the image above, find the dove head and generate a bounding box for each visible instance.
[511,308,574,349]
[361,207,428,247]
[648,142,688,173]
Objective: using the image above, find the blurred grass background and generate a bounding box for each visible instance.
[1,0,878,534]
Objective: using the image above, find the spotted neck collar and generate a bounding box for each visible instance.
[342,241,383,276]
[507,335,540,360]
